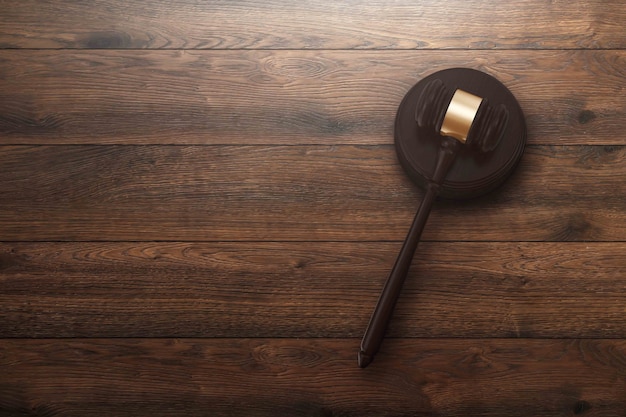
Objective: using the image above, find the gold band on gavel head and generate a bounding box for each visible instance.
[440,89,484,143]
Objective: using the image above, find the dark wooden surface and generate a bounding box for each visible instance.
[1,1,625,416]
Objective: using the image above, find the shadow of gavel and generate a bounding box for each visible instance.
[358,70,522,368]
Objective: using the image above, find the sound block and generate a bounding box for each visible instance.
[395,68,526,199]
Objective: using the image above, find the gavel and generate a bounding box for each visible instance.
[358,68,526,368]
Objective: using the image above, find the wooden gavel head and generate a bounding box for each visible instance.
[415,78,509,153]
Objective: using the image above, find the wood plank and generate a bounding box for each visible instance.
[0,145,623,242]
[1,338,626,416]
[1,50,624,145]
[1,242,624,338]
[0,0,624,50]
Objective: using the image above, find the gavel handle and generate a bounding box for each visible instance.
[358,137,459,368]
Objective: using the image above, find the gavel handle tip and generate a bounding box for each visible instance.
[358,350,374,368]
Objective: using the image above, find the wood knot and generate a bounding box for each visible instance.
[0,251,18,271]
[573,400,592,414]
[577,110,596,125]
[555,212,593,241]
[84,31,132,48]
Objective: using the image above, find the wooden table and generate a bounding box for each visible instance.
[1,1,625,415]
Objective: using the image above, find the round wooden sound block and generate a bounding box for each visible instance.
[395,68,526,199]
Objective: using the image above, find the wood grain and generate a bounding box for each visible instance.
[1,50,624,145]
[0,145,623,242]
[0,242,624,338]
[2,1,625,414]
[1,338,626,417]
[0,0,624,50]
